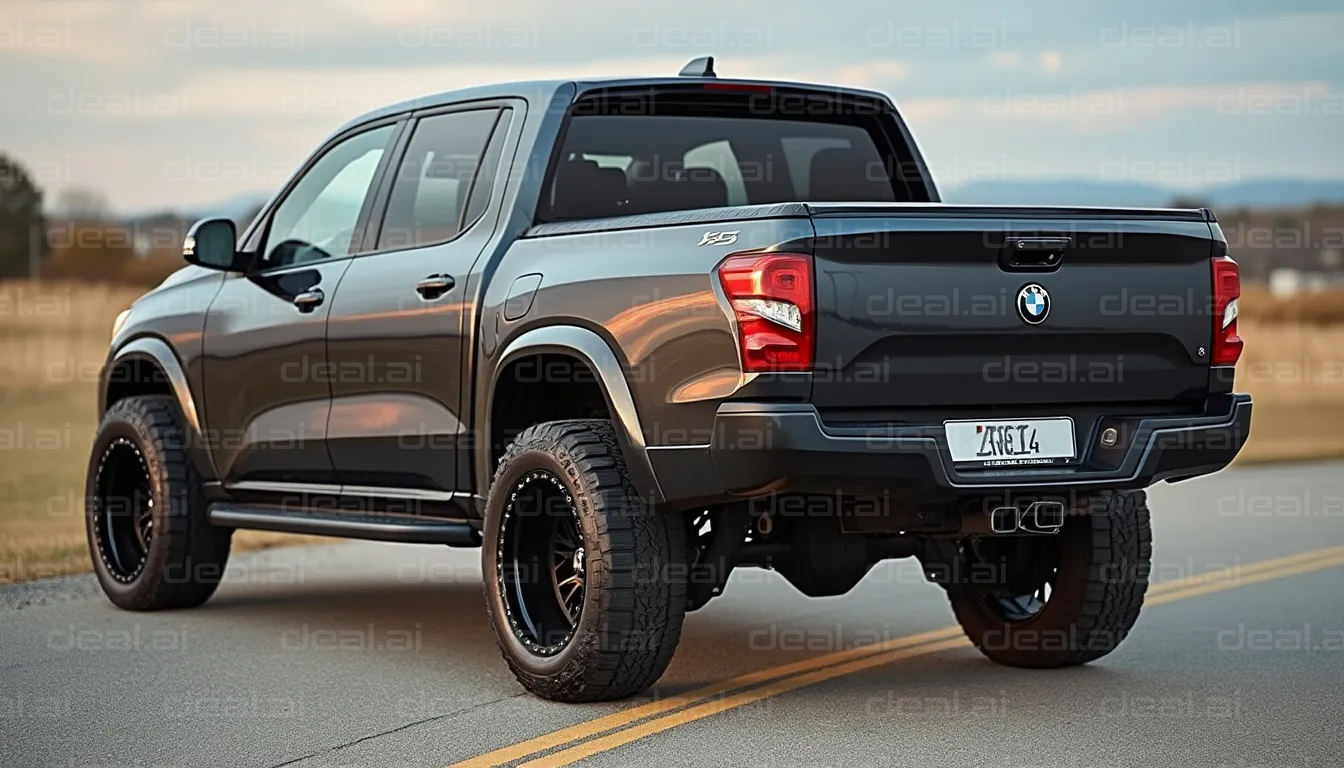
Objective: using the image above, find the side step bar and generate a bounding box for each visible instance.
[208,504,481,547]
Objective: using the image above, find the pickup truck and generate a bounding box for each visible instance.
[88,57,1251,702]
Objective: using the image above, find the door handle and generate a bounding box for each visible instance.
[416,274,456,300]
[293,288,325,312]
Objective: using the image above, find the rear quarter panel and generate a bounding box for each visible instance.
[483,215,813,446]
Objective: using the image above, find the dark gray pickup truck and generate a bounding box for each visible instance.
[88,57,1251,701]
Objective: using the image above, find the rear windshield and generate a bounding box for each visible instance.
[541,106,910,222]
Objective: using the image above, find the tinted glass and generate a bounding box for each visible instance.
[378,109,500,250]
[684,140,748,206]
[781,136,855,199]
[545,115,896,221]
[260,124,394,269]
[461,109,511,229]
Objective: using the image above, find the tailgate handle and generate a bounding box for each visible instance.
[1002,237,1070,270]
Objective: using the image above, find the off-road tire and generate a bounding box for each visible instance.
[86,395,232,610]
[482,419,688,702]
[949,490,1152,667]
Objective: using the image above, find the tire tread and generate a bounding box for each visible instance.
[950,489,1151,667]
[484,419,687,702]
[89,395,230,611]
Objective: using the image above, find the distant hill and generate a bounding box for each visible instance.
[943,179,1344,209]
[194,191,273,222]
[120,192,272,226]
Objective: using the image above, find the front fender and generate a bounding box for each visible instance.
[486,325,665,507]
[101,336,218,482]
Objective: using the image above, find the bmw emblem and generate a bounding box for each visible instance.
[1017,284,1050,324]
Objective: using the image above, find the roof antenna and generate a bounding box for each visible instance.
[678,56,716,78]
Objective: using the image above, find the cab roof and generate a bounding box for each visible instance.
[334,75,895,135]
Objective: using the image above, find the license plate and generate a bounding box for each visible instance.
[944,417,1075,467]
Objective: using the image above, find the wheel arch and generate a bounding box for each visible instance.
[100,335,218,482]
[483,325,664,507]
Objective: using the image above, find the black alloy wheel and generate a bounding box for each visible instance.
[85,394,232,611]
[498,469,587,655]
[986,579,1055,622]
[973,534,1061,623]
[481,419,688,702]
[91,437,155,582]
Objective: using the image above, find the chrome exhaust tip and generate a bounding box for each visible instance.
[1020,501,1065,534]
[990,506,1019,534]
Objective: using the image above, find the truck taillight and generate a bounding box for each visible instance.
[1211,257,1243,366]
[717,252,814,372]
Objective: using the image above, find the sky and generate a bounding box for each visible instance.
[2,0,1342,214]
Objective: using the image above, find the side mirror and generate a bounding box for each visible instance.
[183,218,245,271]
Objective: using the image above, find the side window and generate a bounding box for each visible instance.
[684,140,748,206]
[259,124,394,270]
[377,109,501,251]
[461,109,512,228]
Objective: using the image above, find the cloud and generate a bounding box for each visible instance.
[1,2,1340,211]
[834,60,910,88]
[965,81,1341,132]
[900,98,959,123]
[23,54,921,126]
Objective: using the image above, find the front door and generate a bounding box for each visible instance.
[325,106,513,494]
[202,121,399,487]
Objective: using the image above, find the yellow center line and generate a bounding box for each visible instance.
[524,550,1344,768]
[1148,552,1344,606]
[1148,544,1344,596]
[449,625,965,768]
[451,544,1344,767]
[519,637,974,768]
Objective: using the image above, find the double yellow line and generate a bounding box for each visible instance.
[453,544,1344,768]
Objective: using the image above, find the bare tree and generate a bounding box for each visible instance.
[1168,196,1211,210]
[0,153,47,278]
[54,186,112,221]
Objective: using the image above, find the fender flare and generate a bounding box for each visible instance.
[486,325,665,507]
[100,336,218,482]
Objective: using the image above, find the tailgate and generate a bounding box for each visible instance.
[807,204,1216,412]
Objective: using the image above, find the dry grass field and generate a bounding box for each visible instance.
[0,281,332,584]
[2,280,1343,584]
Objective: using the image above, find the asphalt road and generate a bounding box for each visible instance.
[4,461,1344,768]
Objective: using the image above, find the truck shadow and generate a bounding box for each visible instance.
[185,548,1148,713]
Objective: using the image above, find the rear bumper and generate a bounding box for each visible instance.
[649,394,1252,508]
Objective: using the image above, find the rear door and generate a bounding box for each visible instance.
[808,207,1216,414]
[325,105,513,495]
[202,121,398,486]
